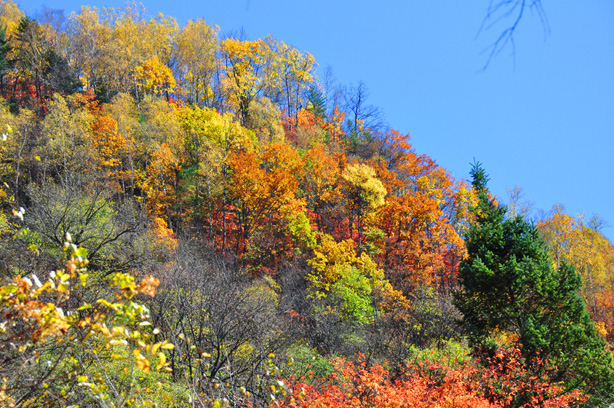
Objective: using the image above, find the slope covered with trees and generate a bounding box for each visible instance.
[0,1,613,406]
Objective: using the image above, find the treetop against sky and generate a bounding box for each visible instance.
[17,0,614,240]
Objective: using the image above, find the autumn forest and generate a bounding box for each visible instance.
[1,1,614,407]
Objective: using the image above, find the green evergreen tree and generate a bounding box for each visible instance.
[455,163,614,405]
[44,49,80,94]
[0,24,12,98]
[306,85,326,118]
[0,25,11,73]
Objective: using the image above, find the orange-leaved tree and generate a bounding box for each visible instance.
[373,130,471,294]
[227,142,312,270]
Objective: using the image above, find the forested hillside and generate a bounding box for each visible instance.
[1,1,613,406]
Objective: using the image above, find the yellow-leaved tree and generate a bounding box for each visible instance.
[307,233,407,327]
[134,55,176,98]
[174,18,219,107]
[177,104,256,250]
[263,36,316,129]
[220,38,270,125]
[341,162,387,250]
[0,230,182,407]
[538,205,614,339]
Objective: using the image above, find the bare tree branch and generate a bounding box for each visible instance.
[479,0,549,70]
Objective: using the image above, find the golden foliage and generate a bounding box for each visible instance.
[134,55,176,95]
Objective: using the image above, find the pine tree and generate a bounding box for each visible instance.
[455,163,614,405]
[0,25,11,73]
[306,85,326,118]
[0,24,12,97]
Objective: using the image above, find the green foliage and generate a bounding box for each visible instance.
[0,24,11,73]
[23,181,145,273]
[244,96,286,143]
[405,339,472,368]
[328,265,377,325]
[361,226,384,256]
[282,342,335,380]
[307,236,393,320]
[44,50,81,95]
[455,163,614,405]
[285,209,316,250]
[306,85,326,118]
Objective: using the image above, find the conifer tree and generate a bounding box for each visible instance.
[0,24,12,95]
[455,163,614,405]
[307,85,326,118]
[0,25,11,72]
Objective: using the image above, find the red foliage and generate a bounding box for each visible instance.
[274,356,491,408]
[273,350,586,408]
[477,346,587,407]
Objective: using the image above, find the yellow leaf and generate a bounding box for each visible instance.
[157,352,166,370]
[151,342,161,355]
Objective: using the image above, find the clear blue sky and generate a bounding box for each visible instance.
[18,0,614,240]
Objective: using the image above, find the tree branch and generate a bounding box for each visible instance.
[479,0,549,70]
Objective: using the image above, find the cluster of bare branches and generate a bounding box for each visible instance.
[479,0,549,69]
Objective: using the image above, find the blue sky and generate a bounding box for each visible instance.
[18,0,614,240]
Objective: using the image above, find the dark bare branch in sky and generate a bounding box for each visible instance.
[343,81,385,134]
[479,0,549,69]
